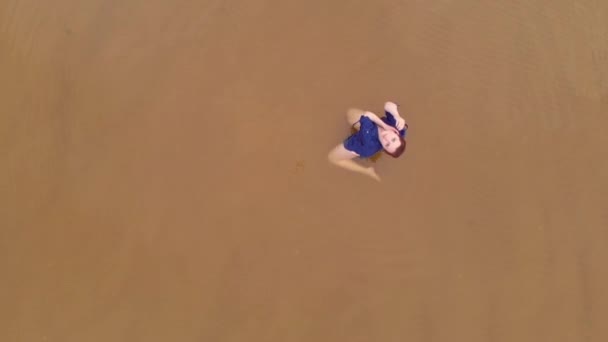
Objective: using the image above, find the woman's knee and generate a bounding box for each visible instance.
[328,144,356,163]
[346,108,364,123]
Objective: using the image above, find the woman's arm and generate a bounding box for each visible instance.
[327,144,380,181]
[365,111,400,134]
[384,102,407,130]
[346,108,397,132]
[364,111,388,127]
[346,108,383,126]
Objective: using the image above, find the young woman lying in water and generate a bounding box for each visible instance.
[328,101,408,181]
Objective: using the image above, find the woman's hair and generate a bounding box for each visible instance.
[385,137,406,158]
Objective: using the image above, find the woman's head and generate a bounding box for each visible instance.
[379,130,406,158]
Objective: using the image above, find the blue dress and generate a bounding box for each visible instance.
[343,112,407,158]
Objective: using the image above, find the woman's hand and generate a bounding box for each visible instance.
[385,101,407,131]
[395,116,407,131]
[380,121,400,135]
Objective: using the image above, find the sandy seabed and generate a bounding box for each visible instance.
[2,0,608,341]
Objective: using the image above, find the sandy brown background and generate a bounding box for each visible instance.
[2,0,608,341]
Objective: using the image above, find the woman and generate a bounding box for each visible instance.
[328,101,408,181]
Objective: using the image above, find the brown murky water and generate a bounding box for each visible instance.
[2,0,608,341]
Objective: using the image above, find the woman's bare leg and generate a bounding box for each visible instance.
[327,144,380,181]
[328,143,358,162]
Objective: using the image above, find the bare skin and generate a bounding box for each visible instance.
[327,142,381,181]
[328,103,406,181]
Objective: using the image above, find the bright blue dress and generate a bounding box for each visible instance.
[343,112,407,158]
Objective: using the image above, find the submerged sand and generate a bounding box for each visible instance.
[2,0,608,341]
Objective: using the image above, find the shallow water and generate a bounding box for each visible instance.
[2,0,608,341]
